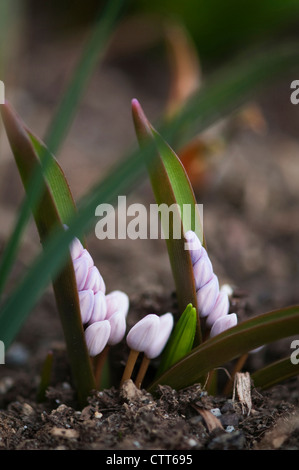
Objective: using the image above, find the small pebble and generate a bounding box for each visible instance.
[210,408,222,417]
[226,426,235,433]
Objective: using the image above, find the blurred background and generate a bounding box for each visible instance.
[1,0,299,370]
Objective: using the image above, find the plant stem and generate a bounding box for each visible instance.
[135,355,150,389]
[36,350,53,403]
[120,349,139,386]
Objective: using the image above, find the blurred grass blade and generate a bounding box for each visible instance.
[45,0,125,155]
[0,1,124,296]
[0,103,95,406]
[156,303,197,377]
[0,141,146,349]
[132,99,203,343]
[161,42,299,148]
[148,305,299,393]
[251,356,299,390]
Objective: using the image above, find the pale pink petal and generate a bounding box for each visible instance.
[84,266,106,294]
[73,256,89,291]
[106,290,129,319]
[193,249,213,290]
[108,311,127,346]
[80,249,94,268]
[78,289,94,325]
[126,314,160,352]
[210,313,238,338]
[144,313,174,359]
[184,230,203,265]
[196,274,219,318]
[205,291,230,328]
[85,320,111,357]
[89,290,107,323]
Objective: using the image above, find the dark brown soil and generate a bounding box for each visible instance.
[1,5,299,453]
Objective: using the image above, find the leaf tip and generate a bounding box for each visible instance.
[131,98,152,142]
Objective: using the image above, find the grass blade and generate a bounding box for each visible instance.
[45,0,125,155]
[0,0,124,296]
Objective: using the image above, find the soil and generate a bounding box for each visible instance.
[1,6,299,452]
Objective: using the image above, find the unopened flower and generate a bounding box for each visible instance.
[84,320,111,357]
[210,313,237,338]
[66,228,107,325]
[196,273,219,318]
[185,230,236,337]
[144,312,174,359]
[205,291,230,329]
[107,310,127,346]
[88,290,107,324]
[184,230,203,265]
[126,314,160,352]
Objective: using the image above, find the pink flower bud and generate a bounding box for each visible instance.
[88,290,107,324]
[79,249,94,268]
[84,265,106,294]
[193,249,213,290]
[85,320,111,357]
[205,291,230,328]
[210,313,237,338]
[184,230,203,265]
[78,289,94,324]
[70,237,84,260]
[108,310,127,346]
[196,274,219,318]
[144,313,174,359]
[126,314,160,352]
[106,290,129,319]
[73,256,89,291]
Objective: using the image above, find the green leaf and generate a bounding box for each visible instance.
[251,356,299,390]
[0,103,95,406]
[157,303,197,377]
[132,99,203,343]
[148,305,299,393]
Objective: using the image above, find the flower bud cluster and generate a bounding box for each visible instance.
[68,233,129,356]
[185,231,237,337]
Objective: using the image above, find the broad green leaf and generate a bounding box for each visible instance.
[157,303,197,377]
[148,305,299,393]
[132,99,203,343]
[0,103,95,406]
[251,356,299,390]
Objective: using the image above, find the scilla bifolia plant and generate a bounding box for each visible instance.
[1,35,299,407]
